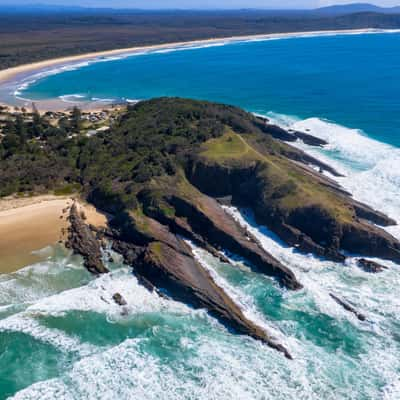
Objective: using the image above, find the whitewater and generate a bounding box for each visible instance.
[1,32,400,399]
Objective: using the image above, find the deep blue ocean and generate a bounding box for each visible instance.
[20,32,400,147]
[2,32,400,399]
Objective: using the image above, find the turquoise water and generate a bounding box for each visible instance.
[2,32,400,399]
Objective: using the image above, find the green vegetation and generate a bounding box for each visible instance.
[198,127,352,223]
[201,130,263,162]
[0,106,90,197]
[0,98,253,204]
[0,97,354,227]
[53,183,82,196]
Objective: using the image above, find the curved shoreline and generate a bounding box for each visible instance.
[0,28,398,110]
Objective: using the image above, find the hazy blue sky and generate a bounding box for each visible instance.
[4,0,400,9]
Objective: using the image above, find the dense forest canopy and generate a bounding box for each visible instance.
[0,98,260,208]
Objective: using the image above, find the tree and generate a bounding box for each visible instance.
[71,106,83,132]
[3,119,16,136]
[2,133,20,156]
[15,115,27,147]
[31,103,42,137]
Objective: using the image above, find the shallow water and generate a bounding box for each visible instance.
[1,32,400,399]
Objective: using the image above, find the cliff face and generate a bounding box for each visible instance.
[185,129,400,264]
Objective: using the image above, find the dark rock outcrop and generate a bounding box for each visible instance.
[352,201,396,227]
[166,194,302,290]
[66,203,109,275]
[289,130,328,147]
[106,210,294,358]
[136,239,293,359]
[330,293,366,321]
[136,182,302,290]
[279,147,344,177]
[341,222,400,263]
[256,120,328,147]
[357,258,388,273]
[259,123,297,142]
[113,293,127,306]
[186,157,400,265]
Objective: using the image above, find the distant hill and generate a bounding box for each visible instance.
[1,3,400,16]
[1,4,400,71]
[0,4,87,14]
[315,3,400,16]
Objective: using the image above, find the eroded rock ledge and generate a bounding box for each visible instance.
[66,203,109,275]
[67,198,294,358]
[186,155,400,265]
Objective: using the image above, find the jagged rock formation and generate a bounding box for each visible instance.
[58,98,400,357]
[112,293,127,306]
[140,190,301,290]
[136,239,292,358]
[255,117,328,147]
[66,203,109,275]
[103,207,294,358]
[357,258,388,273]
[330,293,366,321]
[185,126,400,264]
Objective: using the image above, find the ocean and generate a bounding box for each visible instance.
[2,32,400,399]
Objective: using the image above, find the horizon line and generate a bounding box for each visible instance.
[1,2,400,12]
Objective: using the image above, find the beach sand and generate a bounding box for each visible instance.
[0,195,107,274]
[0,28,390,111]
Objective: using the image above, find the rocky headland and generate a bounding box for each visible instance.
[2,97,399,357]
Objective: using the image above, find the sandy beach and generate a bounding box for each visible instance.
[0,195,107,274]
[0,28,392,110]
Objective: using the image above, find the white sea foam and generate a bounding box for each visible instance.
[5,221,400,400]
[8,336,289,400]
[187,240,290,346]
[280,117,400,240]
[0,265,195,361]
[59,94,88,103]
[0,256,89,307]
[90,97,117,103]
[25,266,191,318]
[0,313,97,355]
[10,310,400,400]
